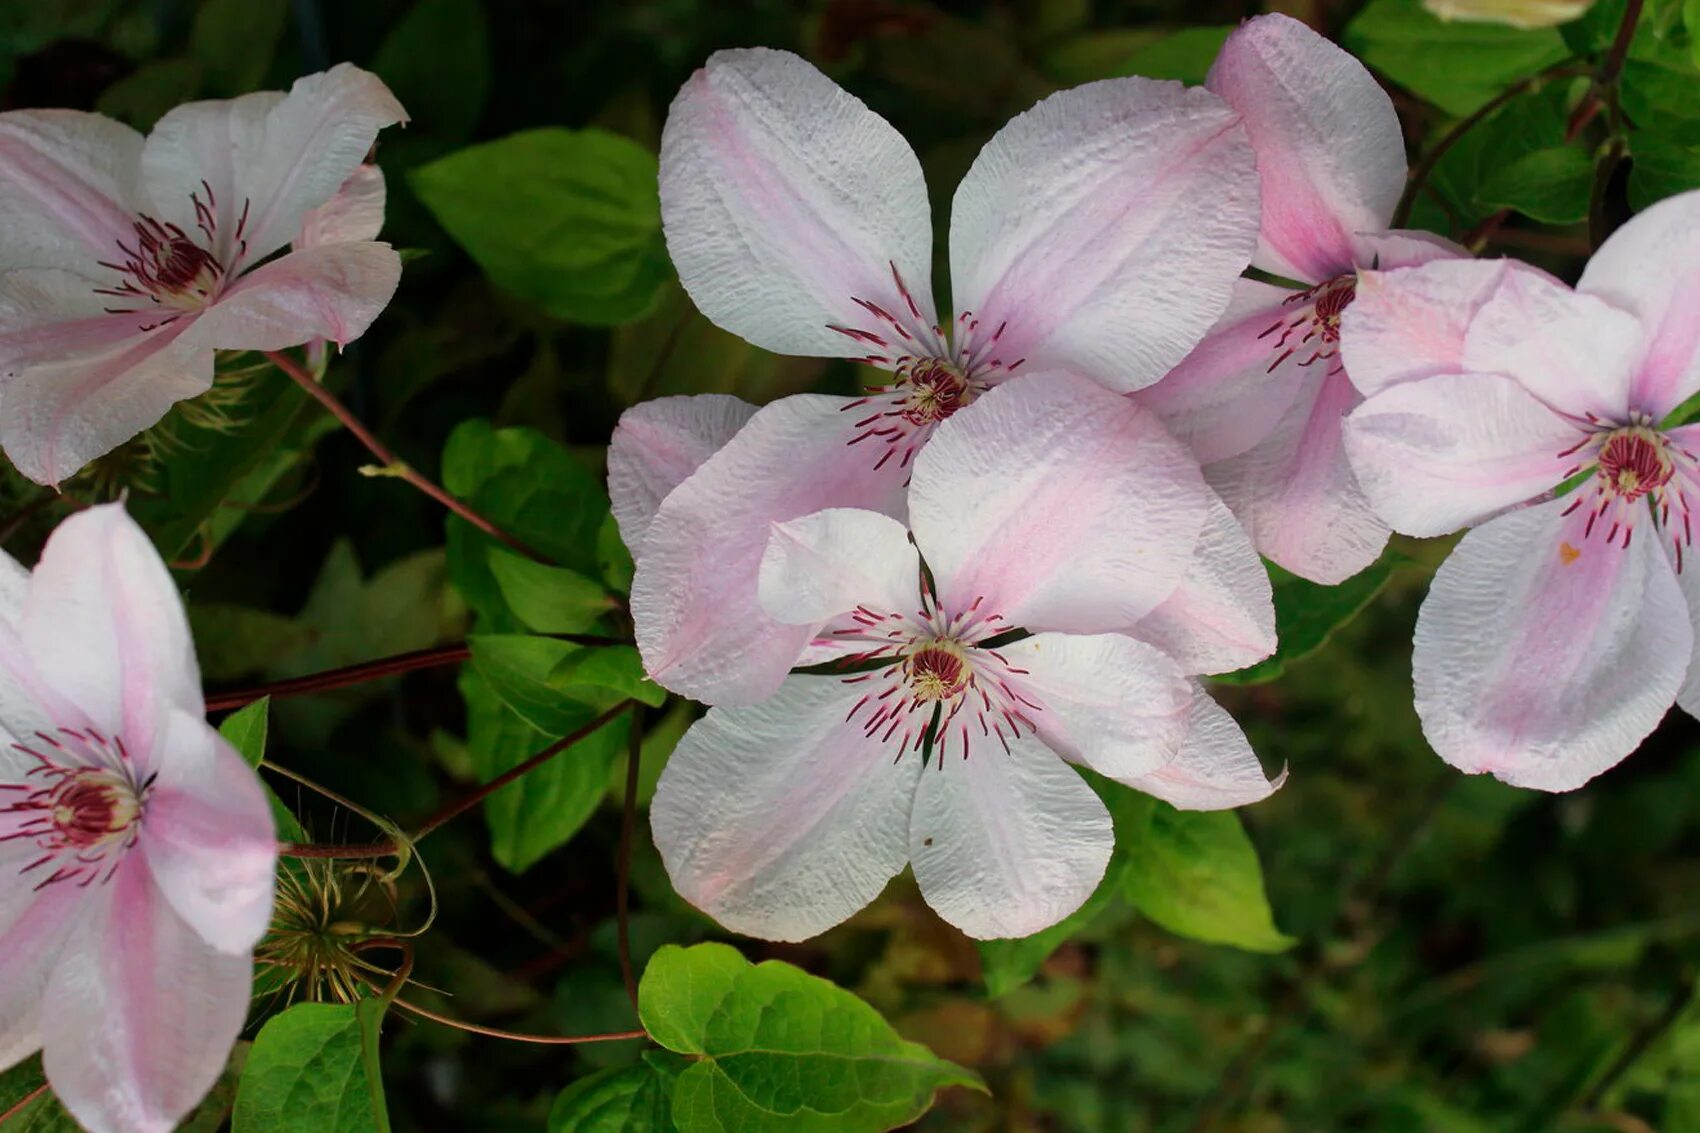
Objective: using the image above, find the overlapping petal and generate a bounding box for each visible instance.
[1127,685,1284,810]
[949,78,1258,393]
[297,163,387,248]
[650,677,922,942]
[607,394,757,556]
[1340,258,1523,397]
[910,373,1209,633]
[659,48,936,359]
[1413,498,1690,791]
[182,241,402,351]
[1206,13,1406,283]
[757,508,917,627]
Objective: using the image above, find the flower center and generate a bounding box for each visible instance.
[1261,273,1358,374]
[905,639,972,702]
[897,359,972,426]
[93,181,249,328]
[1595,426,1673,501]
[1,728,148,889]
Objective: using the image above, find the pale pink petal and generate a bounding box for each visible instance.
[0,551,25,620]
[910,373,1210,634]
[41,865,253,1133]
[1414,498,1689,792]
[631,394,910,705]
[182,241,401,351]
[296,163,386,248]
[1340,258,1533,397]
[19,504,203,774]
[0,109,141,268]
[650,677,922,942]
[142,65,406,269]
[1671,523,1700,722]
[1134,278,1311,464]
[139,711,276,955]
[1344,371,1580,536]
[1462,266,1642,421]
[948,78,1258,393]
[1126,684,1284,810]
[1351,227,1470,271]
[1127,491,1277,675]
[758,508,917,626]
[0,883,82,1071]
[996,632,1192,782]
[909,733,1111,939]
[1206,368,1389,584]
[1206,13,1405,282]
[659,48,936,359]
[1578,189,1700,419]
[607,394,757,556]
[0,268,212,486]
[0,618,78,746]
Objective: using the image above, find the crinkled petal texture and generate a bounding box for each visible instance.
[184,242,402,352]
[297,163,387,248]
[41,864,255,1133]
[1345,371,1578,537]
[1127,684,1284,810]
[1206,13,1405,283]
[1340,258,1530,398]
[910,731,1112,939]
[1461,266,1643,421]
[1205,367,1389,585]
[1414,498,1691,791]
[0,109,141,269]
[995,633,1192,781]
[139,711,278,954]
[659,48,936,358]
[0,881,82,1072]
[17,503,203,769]
[758,508,918,630]
[1126,491,1276,675]
[607,394,757,556]
[911,373,1210,631]
[948,77,1258,393]
[1578,189,1700,419]
[650,677,923,942]
[141,64,406,267]
[632,394,910,705]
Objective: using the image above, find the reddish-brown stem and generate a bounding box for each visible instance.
[0,1083,51,1126]
[279,700,636,858]
[616,702,643,1013]
[208,644,474,711]
[265,350,549,563]
[389,995,646,1045]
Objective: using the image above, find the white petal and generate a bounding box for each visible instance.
[659,48,936,358]
[1413,499,1690,792]
[607,394,757,557]
[1126,684,1283,810]
[758,508,917,625]
[296,163,387,247]
[996,632,1192,781]
[0,109,141,269]
[650,677,923,942]
[909,734,1111,939]
[183,241,401,351]
[0,877,82,1071]
[949,78,1258,392]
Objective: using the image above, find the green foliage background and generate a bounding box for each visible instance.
[4,0,1700,1131]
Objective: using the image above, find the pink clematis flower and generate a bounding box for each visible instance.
[0,503,277,1133]
[616,47,1261,705]
[1340,189,1700,791]
[1137,13,1466,584]
[649,375,1282,942]
[0,64,406,486]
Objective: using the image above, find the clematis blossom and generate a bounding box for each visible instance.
[0,64,406,486]
[0,504,277,1133]
[1341,189,1700,791]
[649,374,1282,942]
[616,46,1261,705]
[1137,13,1466,584]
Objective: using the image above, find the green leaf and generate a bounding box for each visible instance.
[1118,26,1234,83]
[460,665,629,872]
[189,602,316,680]
[488,546,618,634]
[1423,82,1573,226]
[411,128,670,324]
[469,634,658,732]
[190,0,286,96]
[1116,789,1294,954]
[640,943,983,1133]
[549,1065,673,1133]
[1477,144,1596,222]
[1630,138,1700,208]
[370,0,490,140]
[977,855,1126,998]
[232,1000,391,1133]
[0,1057,77,1133]
[218,697,306,842]
[1217,558,1399,685]
[1345,0,1572,115]
[95,57,206,129]
[1624,22,1700,126]
[598,511,636,594]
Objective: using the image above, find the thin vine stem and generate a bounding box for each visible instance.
[389,995,646,1045]
[265,349,549,564]
[616,700,644,1014]
[0,1084,51,1127]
